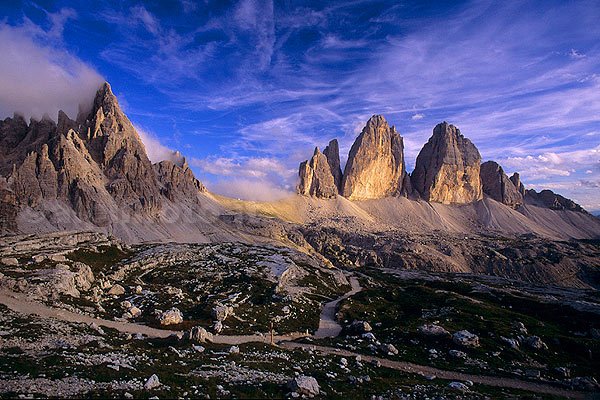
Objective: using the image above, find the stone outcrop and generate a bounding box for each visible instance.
[411,122,482,204]
[480,161,523,208]
[323,139,342,191]
[510,172,526,195]
[341,115,407,200]
[297,147,338,198]
[525,189,587,213]
[154,158,206,201]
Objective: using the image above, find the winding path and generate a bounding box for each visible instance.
[314,275,362,338]
[279,342,585,399]
[0,286,586,398]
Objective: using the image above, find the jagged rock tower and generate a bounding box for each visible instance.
[341,115,408,200]
[480,161,523,208]
[0,82,206,231]
[411,122,482,204]
[297,147,338,198]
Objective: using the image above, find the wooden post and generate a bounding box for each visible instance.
[270,321,274,346]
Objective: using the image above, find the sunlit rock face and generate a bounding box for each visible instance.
[297,147,338,199]
[341,115,408,200]
[480,161,523,208]
[412,122,482,204]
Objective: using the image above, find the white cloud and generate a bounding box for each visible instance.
[191,156,294,180]
[207,178,292,201]
[411,113,424,120]
[0,13,104,120]
[135,125,185,165]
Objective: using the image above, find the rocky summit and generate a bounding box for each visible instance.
[0,83,217,240]
[510,172,526,195]
[297,147,338,198]
[323,139,343,192]
[480,161,523,208]
[342,115,408,200]
[412,122,483,204]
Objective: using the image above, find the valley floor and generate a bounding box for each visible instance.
[0,232,599,398]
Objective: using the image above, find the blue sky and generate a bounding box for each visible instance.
[1,1,599,210]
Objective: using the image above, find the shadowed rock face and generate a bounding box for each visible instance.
[525,189,587,213]
[0,82,207,228]
[411,122,482,204]
[298,147,338,198]
[154,159,206,201]
[481,161,523,208]
[510,172,526,195]
[341,115,407,200]
[323,139,342,192]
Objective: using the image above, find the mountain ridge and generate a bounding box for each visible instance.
[0,83,598,244]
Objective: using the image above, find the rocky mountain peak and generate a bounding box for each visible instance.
[297,146,338,199]
[323,139,342,191]
[0,81,211,233]
[411,122,482,204]
[341,115,407,200]
[510,172,526,195]
[480,161,523,208]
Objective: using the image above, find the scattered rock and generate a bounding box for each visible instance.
[379,343,399,355]
[511,321,528,335]
[525,369,541,378]
[449,350,467,359]
[229,346,240,354]
[348,320,372,334]
[128,306,142,318]
[107,284,125,296]
[288,375,320,397]
[570,376,600,391]
[192,344,205,353]
[500,336,519,349]
[452,330,480,347]
[418,324,450,337]
[555,367,570,378]
[211,305,234,322]
[447,381,469,392]
[158,308,183,326]
[524,336,548,350]
[1,257,19,266]
[187,326,213,343]
[213,320,223,334]
[144,374,160,390]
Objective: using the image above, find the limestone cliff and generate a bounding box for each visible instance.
[298,147,338,198]
[154,158,206,201]
[510,172,526,195]
[0,82,209,232]
[341,115,407,200]
[411,122,482,204]
[480,161,523,208]
[323,139,342,192]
